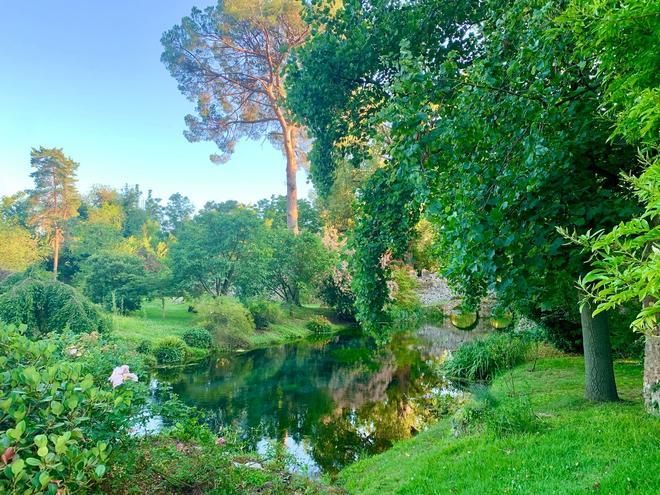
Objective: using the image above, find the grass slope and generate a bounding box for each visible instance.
[112,300,352,350]
[339,358,660,495]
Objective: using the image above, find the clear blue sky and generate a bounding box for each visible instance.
[0,0,311,208]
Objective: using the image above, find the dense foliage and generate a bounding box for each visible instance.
[0,328,140,494]
[0,278,108,336]
[79,253,150,313]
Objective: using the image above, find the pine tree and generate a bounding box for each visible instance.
[28,147,80,279]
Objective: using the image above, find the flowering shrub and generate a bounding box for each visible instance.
[319,262,356,320]
[0,327,140,494]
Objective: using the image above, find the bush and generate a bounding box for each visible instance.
[246,298,284,329]
[136,339,153,354]
[196,296,255,349]
[0,277,109,337]
[182,328,213,349]
[153,337,189,365]
[306,315,333,333]
[442,332,531,382]
[0,327,142,494]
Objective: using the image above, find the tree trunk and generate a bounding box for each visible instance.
[283,125,299,234]
[643,297,660,415]
[53,227,60,280]
[580,303,619,402]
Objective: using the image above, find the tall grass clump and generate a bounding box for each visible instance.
[442,332,531,382]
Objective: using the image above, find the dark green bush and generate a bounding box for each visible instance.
[136,339,153,354]
[306,315,333,333]
[0,277,109,336]
[246,298,284,329]
[153,337,188,365]
[79,253,149,313]
[442,332,531,382]
[182,327,213,349]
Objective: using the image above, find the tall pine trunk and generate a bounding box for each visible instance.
[643,296,660,414]
[580,302,619,402]
[283,125,299,234]
[53,226,60,280]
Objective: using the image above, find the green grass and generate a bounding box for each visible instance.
[112,299,353,351]
[339,357,660,495]
[112,300,195,343]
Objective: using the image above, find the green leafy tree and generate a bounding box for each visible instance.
[0,219,42,272]
[286,0,483,196]
[561,0,660,412]
[80,253,149,313]
[169,205,267,297]
[263,229,332,305]
[255,195,322,233]
[163,193,195,234]
[162,0,310,232]
[28,147,81,279]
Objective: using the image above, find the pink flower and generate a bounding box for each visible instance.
[108,365,138,388]
[215,437,226,446]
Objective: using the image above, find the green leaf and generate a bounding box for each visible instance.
[95,464,106,478]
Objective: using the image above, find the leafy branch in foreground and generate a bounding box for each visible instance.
[559,161,660,334]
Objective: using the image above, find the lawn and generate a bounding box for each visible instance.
[112,299,353,350]
[339,357,660,495]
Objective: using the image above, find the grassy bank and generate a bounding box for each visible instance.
[339,357,660,494]
[112,300,352,351]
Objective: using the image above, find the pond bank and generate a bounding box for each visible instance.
[112,300,354,358]
[338,357,660,494]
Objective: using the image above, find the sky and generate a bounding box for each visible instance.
[0,0,312,208]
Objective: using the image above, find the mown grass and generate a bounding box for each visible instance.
[339,357,660,495]
[112,299,353,350]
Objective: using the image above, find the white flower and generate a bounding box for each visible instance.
[108,365,138,388]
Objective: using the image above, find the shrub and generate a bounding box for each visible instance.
[319,262,356,320]
[182,328,213,349]
[0,277,109,337]
[484,394,540,436]
[153,337,189,366]
[136,339,153,354]
[246,298,284,329]
[306,315,333,333]
[0,327,142,494]
[442,332,531,382]
[196,296,255,349]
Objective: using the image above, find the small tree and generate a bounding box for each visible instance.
[169,205,267,297]
[264,229,332,305]
[80,253,149,313]
[162,0,309,232]
[28,147,81,279]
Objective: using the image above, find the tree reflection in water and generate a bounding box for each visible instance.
[164,328,465,475]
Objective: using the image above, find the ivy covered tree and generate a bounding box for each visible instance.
[27,147,81,280]
[162,0,309,232]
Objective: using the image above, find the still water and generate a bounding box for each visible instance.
[163,324,487,476]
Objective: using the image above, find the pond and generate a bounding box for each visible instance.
[161,323,489,476]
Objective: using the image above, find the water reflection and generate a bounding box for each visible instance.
[164,325,483,475]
